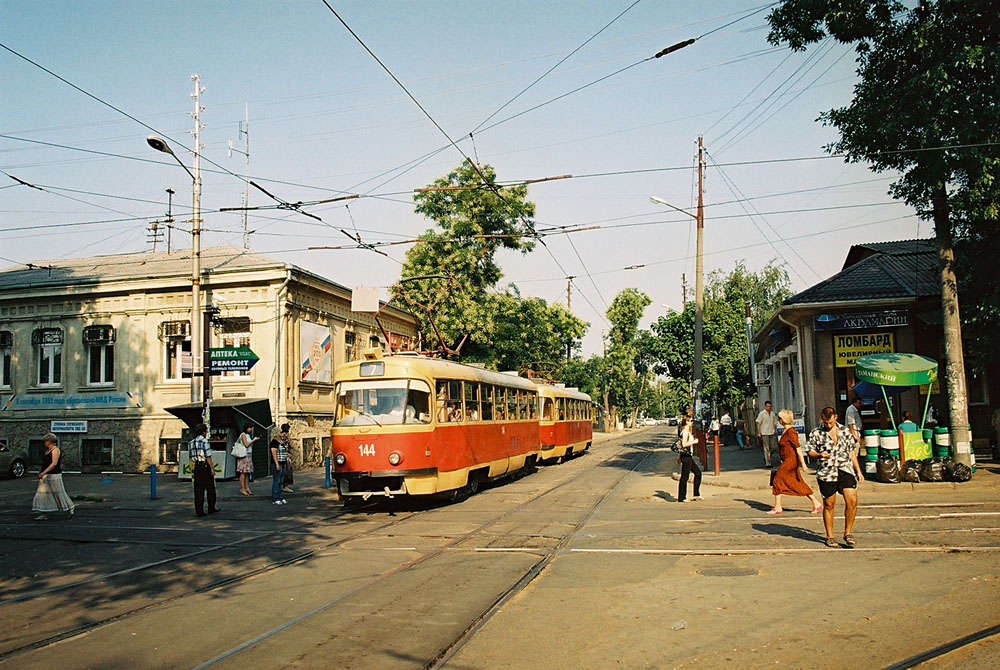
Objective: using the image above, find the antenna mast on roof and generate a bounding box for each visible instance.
[147,187,175,252]
[228,103,251,249]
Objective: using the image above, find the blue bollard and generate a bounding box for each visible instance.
[325,456,331,488]
[150,464,157,500]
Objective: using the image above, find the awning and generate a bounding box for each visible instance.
[851,381,906,399]
[166,398,274,433]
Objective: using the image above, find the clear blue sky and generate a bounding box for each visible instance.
[1,1,918,356]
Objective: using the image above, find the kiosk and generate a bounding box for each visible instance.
[167,398,274,480]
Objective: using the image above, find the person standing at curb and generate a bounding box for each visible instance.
[673,416,703,503]
[756,401,778,468]
[806,406,863,548]
[270,424,290,505]
[768,410,821,515]
[235,424,257,496]
[32,433,75,520]
[189,423,219,518]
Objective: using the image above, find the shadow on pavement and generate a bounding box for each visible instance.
[752,522,827,545]
[735,497,772,512]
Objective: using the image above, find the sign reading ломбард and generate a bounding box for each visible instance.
[834,332,894,367]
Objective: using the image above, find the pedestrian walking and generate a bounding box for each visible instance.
[673,416,702,503]
[234,424,257,496]
[32,433,75,520]
[189,423,219,517]
[806,406,863,548]
[756,400,778,467]
[845,396,863,443]
[270,424,290,505]
[720,410,732,446]
[767,410,821,515]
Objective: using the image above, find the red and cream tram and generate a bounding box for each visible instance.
[332,350,541,500]
[535,383,593,463]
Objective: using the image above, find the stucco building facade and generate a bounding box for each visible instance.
[0,246,417,473]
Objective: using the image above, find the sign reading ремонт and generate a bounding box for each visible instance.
[209,347,259,373]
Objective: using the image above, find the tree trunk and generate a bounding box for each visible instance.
[603,391,612,433]
[933,181,972,468]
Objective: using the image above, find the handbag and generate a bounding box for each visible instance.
[232,443,248,458]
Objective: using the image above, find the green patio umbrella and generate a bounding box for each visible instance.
[854,353,938,430]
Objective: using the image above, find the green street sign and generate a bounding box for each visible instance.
[209,346,259,373]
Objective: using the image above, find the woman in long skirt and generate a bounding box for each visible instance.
[768,410,821,515]
[32,433,75,520]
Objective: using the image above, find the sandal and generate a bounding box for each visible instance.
[824,537,839,548]
[843,534,856,548]
[810,505,822,514]
[766,508,782,515]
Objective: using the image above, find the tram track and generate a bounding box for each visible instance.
[0,434,637,665]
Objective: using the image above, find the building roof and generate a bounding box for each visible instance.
[0,246,314,290]
[784,238,938,306]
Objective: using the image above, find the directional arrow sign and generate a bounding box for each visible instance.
[209,346,259,374]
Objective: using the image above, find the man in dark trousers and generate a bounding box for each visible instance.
[189,423,219,517]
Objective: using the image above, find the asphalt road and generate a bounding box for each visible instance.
[0,428,997,670]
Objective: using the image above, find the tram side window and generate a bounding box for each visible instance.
[494,387,506,421]
[557,398,566,421]
[542,397,553,421]
[515,390,526,419]
[507,387,517,420]
[465,382,480,421]
[573,400,580,420]
[528,392,537,420]
[481,385,494,421]
[407,381,432,424]
[444,380,463,422]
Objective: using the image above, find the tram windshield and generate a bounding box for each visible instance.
[334,379,432,426]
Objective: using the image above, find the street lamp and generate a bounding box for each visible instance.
[147,134,202,410]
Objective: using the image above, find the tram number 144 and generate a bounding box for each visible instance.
[358,444,376,457]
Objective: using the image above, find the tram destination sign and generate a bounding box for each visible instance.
[814,310,908,331]
[209,346,259,373]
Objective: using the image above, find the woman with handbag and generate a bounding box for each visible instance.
[768,409,821,515]
[675,416,703,503]
[234,424,257,496]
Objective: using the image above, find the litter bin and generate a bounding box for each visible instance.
[879,429,899,460]
[863,429,879,476]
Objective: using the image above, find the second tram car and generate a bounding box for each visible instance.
[535,383,593,463]
[332,350,541,500]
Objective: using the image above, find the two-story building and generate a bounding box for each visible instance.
[0,246,417,473]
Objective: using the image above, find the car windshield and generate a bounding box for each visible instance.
[334,379,432,426]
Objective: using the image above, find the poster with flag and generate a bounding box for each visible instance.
[300,321,332,383]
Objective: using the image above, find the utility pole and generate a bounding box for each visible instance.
[681,273,687,305]
[745,302,756,386]
[693,136,705,421]
[165,188,175,253]
[566,276,575,361]
[190,75,205,421]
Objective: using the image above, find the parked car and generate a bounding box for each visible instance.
[668,417,679,426]
[642,418,658,426]
[0,441,28,478]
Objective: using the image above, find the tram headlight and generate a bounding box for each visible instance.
[334,452,346,466]
[388,451,403,466]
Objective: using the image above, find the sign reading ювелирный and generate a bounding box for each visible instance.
[209,347,259,374]
[834,332,894,368]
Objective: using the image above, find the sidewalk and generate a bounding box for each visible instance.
[666,432,1000,492]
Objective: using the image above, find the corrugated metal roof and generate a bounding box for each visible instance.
[0,246,288,290]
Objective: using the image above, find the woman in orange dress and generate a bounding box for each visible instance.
[768,409,821,515]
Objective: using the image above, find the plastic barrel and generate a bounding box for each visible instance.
[863,430,880,461]
[934,426,950,459]
[879,429,900,459]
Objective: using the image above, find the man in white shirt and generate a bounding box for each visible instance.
[720,411,732,446]
[756,401,778,467]
[845,397,863,444]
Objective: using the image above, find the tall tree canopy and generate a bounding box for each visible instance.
[650,262,791,411]
[605,288,652,430]
[767,0,999,461]
[399,160,586,369]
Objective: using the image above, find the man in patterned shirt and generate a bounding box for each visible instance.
[188,422,219,517]
[806,406,863,548]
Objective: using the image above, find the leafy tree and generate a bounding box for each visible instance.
[767,0,1000,464]
[401,160,536,351]
[650,262,791,411]
[605,288,652,430]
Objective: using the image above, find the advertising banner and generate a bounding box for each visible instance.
[1,392,143,411]
[834,332,894,368]
[300,321,332,383]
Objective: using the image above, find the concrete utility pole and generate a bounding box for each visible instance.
[693,136,705,419]
[191,75,205,417]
